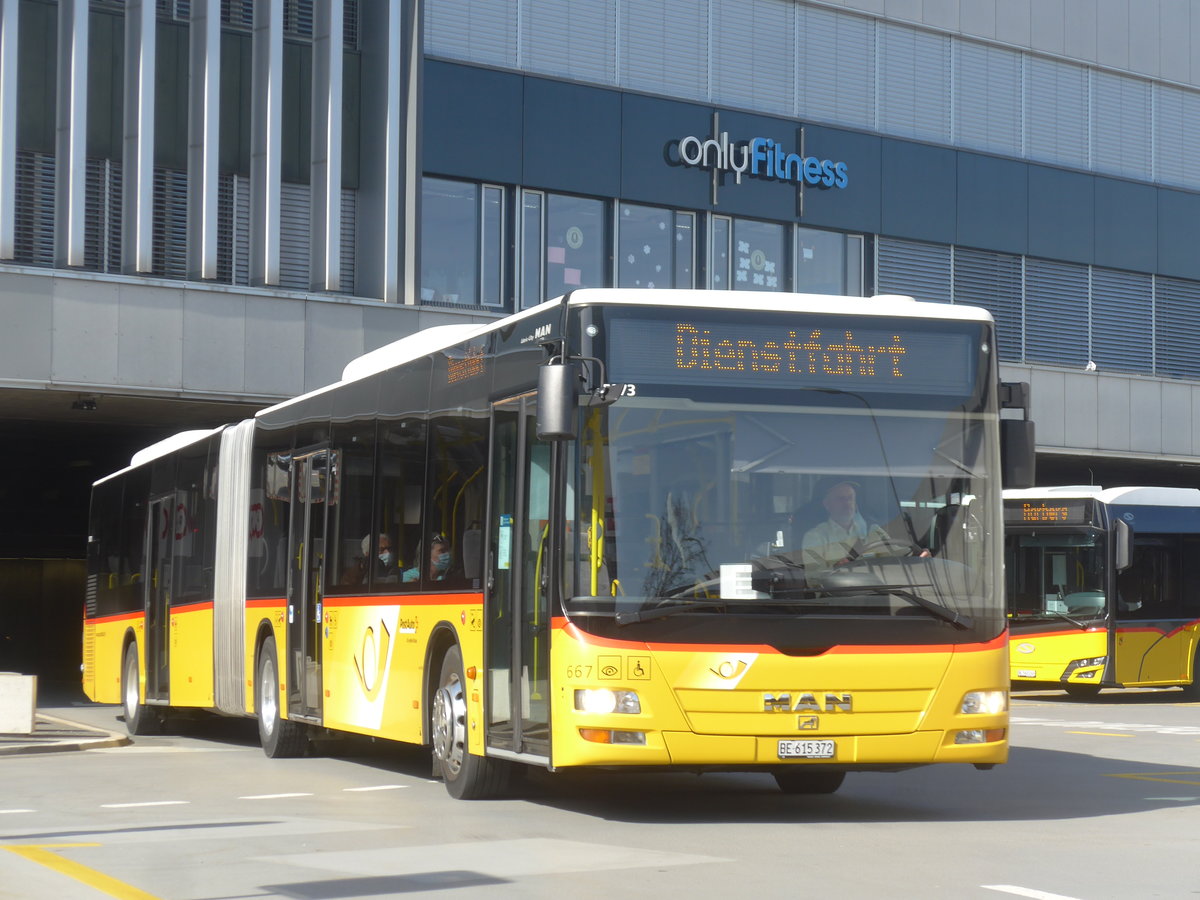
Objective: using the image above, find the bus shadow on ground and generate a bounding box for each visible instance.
[1012,687,1199,706]
[505,746,1200,825]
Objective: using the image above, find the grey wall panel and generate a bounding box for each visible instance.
[959,0,997,39]
[1027,166,1093,265]
[798,126,881,235]
[1030,0,1066,56]
[921,0,959,30]
[422,61,522,183]
[994,0,1031,46]
[1029,367,1067,447]
[620,94,712,212]
[1063,0,1099,63]
[1096,375,1131,451]
[1161,381,1193,455]
[303,300,365,392]
[1062,371,1099,449]
[1129,377,1164,453]
[182,291,247,393]
[50,278,120,385]
[1157,187,1200,281]
[879,138,955,244]
[361,301,420,353]
[117,285,183,389]
[1093,178,1156,273]
[522,78,620,196]
[244,294,305,397]
[956,153,1027,254]
[1159,0,1191,84]
[1096,0,1129,70]
[0,273,52,380]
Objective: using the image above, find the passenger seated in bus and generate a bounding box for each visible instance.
[343,533,398,585]
[403,534,452,584]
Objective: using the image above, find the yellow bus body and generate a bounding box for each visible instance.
[1008,627,1107,686]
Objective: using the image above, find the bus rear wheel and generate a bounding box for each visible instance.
[256,635,307,758]
[122,642,160,736]
[773,770,846,794]
[1181,647,1200,700]
[432,646,509,799]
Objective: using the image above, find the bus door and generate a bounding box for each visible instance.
[143,494,174,703]
[286,448,329,722]
[487,395,552,759]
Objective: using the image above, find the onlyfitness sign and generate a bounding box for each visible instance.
[675,131,849,189]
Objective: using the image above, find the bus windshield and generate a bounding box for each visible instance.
[567,391,1001,641]
[1005,530,1107,622]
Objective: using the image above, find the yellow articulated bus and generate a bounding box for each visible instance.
[84,288,1034,798]
[1004,486,1200,698]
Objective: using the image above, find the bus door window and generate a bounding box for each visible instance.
[286,450,330,720]
[1116,536,1179,619]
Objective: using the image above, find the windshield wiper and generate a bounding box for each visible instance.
[816,584,974,630]
[615,599,727,625]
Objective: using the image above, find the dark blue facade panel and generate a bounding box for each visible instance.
[423,61,523,183]
[1028,166,1094,265]
[796,125,881,235]
[1156,188,1200,281]
[522,79,621,196]
[880,139,955,244]
[620,95,715,210]
[1094,178,1156,273]
[956,154,1028,255]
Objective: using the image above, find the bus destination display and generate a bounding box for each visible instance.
[607,316,978,396]
[1003,499,1094,526]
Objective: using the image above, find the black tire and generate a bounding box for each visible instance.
[1064,683,1102,699]
[431,646,510,799]
[256,635,307,758]
[122,642,160,736]
[773,770,846,794]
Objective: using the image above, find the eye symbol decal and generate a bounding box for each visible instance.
[600,664,619,678]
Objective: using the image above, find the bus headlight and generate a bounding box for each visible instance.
[575,689,641,715]
[961,690,1007,715]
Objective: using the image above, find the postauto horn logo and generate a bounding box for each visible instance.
[676,132,849,189]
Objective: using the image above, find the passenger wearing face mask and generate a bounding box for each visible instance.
[366,533,398,583]
[403,535,452,584]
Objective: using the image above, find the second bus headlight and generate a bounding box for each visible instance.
[960,690,1007,715]
[575,689,641,715]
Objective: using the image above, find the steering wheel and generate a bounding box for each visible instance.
[853,537,923,559]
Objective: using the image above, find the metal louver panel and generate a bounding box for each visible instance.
[876,238,951,305]
[797,6,874,130]
[284,0,313,38]
[954,41,1020,157]
[221,0,254,29]
[952,248,1022,362]
[1091,71,1151,180]
[340,187,356,295]
[14,150,55,267]
[711,0,795,115]
[1090,267,1152,374]
[522,0,615,85]
[279,181,311,289]
[217,173,250,285]
[1025,57,1088,168]
[879,23,950,143]
[619,0,707,101]
[153,167,188,278]
[1024,258,1089,368]
[1154,277,1200,380]
[343,0,359,51]
[425,0,516,68]
[84,158,122,273]
[1154,84,1200,190]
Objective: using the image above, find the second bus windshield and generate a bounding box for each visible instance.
[1005,531,1107,620]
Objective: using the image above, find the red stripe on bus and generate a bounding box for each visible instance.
[246,597,285,609]
[552,618,1006,655]
[170,600,213,613]
[85,611,144,626]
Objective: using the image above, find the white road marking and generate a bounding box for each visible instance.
[238,793,313,800]
[0,809,34,814]
[982,885,1082,900]
[1143,796,1199,801]
[1012,715,1200,736]
[259,837,726,879]
[100,800,189,809]
[342,785,408,792]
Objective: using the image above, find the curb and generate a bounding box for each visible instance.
[0,713,130,756]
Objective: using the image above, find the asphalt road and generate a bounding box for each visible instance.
[1,689,1198,899]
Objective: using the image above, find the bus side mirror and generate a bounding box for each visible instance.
[536,362,578,441]
[1000,419,1036,489]
[1113,518,1133,572]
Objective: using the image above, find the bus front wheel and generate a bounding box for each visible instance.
[773,770,846,794]
[256,636,307,758]
[122,642,160,736]
[432,646,509,799]
[1181,647,1200,700]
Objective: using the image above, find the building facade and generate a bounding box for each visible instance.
[4,0,1200,679]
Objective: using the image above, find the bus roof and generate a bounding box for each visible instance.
[95,426,224,486]
[1004,485,1200,507]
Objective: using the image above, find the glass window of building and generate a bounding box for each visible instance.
[795,227,863,295]
[732,218,786,291]
[709,215,731,289]
[617,203,695,289]
[420,178,505,308]
[521,190,608,309]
